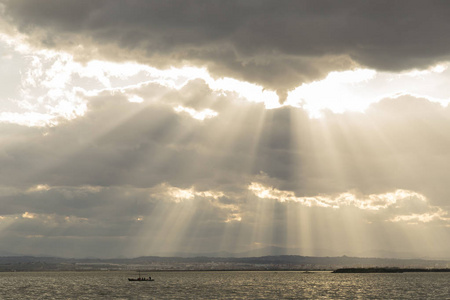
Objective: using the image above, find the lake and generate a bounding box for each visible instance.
[1,271,449,299]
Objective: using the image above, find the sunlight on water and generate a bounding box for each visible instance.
[0,271,449,299]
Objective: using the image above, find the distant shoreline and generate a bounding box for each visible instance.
[1,269,332,273]
[333,268,450,273]
[4,268,450,273]
[1,255,449,272]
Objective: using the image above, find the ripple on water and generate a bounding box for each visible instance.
[0,271,449,299]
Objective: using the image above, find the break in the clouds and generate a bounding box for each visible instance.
[0,1,450,259]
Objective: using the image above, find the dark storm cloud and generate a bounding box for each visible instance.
[3,0,450,95]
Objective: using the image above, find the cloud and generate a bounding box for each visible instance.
[1,39,450,257]
[0,33,283,126]
[249,180,449,225]
[2,176,448,258]
[3,0,450,96]
[2,82,450,205]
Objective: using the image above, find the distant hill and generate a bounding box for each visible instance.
[1,254,449,272]
[151,246,450,260]
[3,245,449,261]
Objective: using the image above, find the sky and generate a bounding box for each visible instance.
[0,0,450,259]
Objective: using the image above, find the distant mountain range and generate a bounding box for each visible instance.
[149,246,450,261]
[2,245,449,261]
[1,253,449,272]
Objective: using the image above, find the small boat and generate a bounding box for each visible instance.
[128,271,154,281]
[128,277,154,281]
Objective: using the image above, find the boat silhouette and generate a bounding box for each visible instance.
[128,271,154,281]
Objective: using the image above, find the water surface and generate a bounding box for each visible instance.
[1,271,449,299]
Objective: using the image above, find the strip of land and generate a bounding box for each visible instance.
[333,268,450,273]
[1,255,449,272]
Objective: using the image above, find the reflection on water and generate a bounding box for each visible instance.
[0,271,449,299]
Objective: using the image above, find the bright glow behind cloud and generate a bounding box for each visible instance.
[2,31,450,126]
[174,106,218,121]
[286,64,450,117]
[0,33,280,125]
[249,182,448,225]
